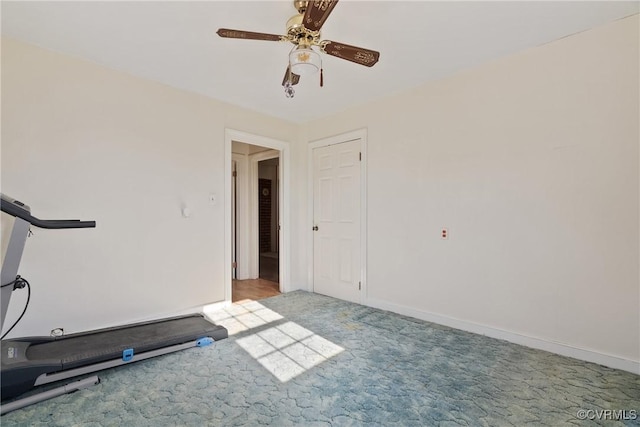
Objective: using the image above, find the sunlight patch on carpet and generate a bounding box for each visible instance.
[237,321,344,382]
[204,300,284,335]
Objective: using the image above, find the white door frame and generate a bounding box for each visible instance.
[225,129,290,302]
[232,152,249,280]
[249,149,280,279]
[307,129,368,303]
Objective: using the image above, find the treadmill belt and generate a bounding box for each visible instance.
[26,315,226,370]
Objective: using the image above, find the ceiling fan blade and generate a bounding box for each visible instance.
[321,41,380,67]
[216,28,283,42]
[303,0,339,32]
[282,66,301,86]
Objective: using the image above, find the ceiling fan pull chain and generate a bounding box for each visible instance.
[320,67,324,87]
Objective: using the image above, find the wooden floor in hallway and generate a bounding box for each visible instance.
[232,278,280,303]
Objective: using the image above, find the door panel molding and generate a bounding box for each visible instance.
[307,129,368,303]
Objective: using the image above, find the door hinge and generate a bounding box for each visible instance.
[232,261,237,269]
[232,171,237,177]
[359,152,362,161]
[359,281,361,290]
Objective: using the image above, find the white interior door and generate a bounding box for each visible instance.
[313,139,361,303]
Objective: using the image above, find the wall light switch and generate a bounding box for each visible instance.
[441,228,449,240]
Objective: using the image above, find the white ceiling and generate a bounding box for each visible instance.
[2,1,638,123]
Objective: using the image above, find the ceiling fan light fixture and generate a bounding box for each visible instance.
[289,46,321,76]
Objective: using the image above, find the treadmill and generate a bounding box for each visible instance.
[0,194,228,414]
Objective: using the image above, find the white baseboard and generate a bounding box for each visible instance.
[126,300,231,325]
[365,297,639,375]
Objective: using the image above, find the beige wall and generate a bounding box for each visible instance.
[0,37,299,336]
[305,15,639,367]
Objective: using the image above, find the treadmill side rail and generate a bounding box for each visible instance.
[34,339,209,387]
[0,376,99,416]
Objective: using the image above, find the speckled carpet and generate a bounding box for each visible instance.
[2,291,639,426]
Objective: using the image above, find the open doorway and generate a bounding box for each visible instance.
[230,140,282,302]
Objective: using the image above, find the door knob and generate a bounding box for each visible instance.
[312,225,319,231]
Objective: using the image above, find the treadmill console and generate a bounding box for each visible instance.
[0,194,31,215]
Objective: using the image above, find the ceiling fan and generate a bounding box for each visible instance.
[217,0,380,98]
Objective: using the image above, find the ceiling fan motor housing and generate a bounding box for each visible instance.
[286,13,318,47]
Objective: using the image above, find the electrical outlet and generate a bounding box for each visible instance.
[441,228,448,240]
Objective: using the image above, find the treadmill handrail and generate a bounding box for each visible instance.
[0,194,96,229]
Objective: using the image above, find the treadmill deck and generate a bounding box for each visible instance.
[24,314,227,369]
